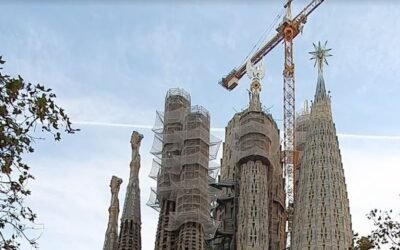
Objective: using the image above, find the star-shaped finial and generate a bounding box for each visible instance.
[309,41,332,73]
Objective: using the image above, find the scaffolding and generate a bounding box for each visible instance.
[147,88,222,248]
[146,187,160,212]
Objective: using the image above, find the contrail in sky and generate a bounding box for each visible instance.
[73,121,400,140]
[74,121,154,129]
[74,121,225,132]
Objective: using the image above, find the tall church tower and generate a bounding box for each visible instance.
[211,60,286,249]
[292,42,352,249]
[118,131,143,250]
[152,88,212,250]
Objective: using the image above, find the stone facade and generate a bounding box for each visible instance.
[292,52,352,249]
[211,74,286,250]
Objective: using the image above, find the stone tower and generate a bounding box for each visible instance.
[291,42,352,249]
[118,131,143,250]
[153,88,212,250]
[211,60,286,249]
[103,176,123,250]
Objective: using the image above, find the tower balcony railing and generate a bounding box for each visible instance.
[166,87,191,103]
[190,105,210,119]
[238,146,270,161]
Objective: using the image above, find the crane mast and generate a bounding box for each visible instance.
[282,0,297,246]
[218,0,324,248]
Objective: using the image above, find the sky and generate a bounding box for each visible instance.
[1,1,400,250]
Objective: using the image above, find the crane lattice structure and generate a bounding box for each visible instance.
[218,0,324,247]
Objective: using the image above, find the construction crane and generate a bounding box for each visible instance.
[218,0,324,246]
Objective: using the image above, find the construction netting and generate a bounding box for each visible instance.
[165,88,191,103]
[146,89,222,240]
[146,187,160,212]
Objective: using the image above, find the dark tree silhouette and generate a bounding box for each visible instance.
[366,208,400,250]
[0,57,78,249]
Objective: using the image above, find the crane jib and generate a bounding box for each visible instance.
[219,0,324,91]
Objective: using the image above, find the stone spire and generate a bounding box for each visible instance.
[103,176,123,250]
[292,42,352,249]
[118,131,143,250]
[246,59,265,111]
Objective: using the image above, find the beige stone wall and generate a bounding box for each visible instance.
[213,109,286,250]
[292,97,352,250]
[237,160,269,250]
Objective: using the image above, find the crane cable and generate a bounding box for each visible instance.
[240,7,285,68]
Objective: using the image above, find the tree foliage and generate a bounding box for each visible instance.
[353,234,374,250]
[366,208,400,250]
[0,57,78,249]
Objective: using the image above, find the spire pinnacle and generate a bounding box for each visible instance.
[103,176,122,250]
[309,41,332,101]
[118,130,143,250]
[246,59,265,111]
[130,131,143,179]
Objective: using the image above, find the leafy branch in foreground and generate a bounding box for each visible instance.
[367,208,400,250]
[0,56,78,249]
[352,233,374,250]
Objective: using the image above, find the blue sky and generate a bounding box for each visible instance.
[1,1,400,250]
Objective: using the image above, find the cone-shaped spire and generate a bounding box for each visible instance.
[292,43,352,249]
[315,74,326,101]
[309,41,332,102]
[118,131,143,250]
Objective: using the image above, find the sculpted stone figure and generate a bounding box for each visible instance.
[117,130,143,250]
[246,59,265,111]
[110,176,123,212]
[103,176,123,250]
[130,131,143,179]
